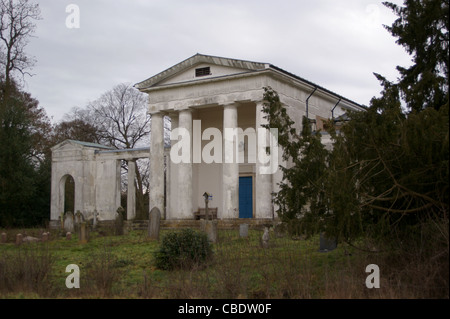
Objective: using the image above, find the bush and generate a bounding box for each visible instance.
[154,228,213,270]
[83,246,123,297]
[0,245,54,296]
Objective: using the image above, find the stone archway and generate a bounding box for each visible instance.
[50,139,152,228]
[59,174,75,215]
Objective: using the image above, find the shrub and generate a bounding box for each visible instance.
[0,245,54,296]
[83,246,123,297]
[154,228,213,270]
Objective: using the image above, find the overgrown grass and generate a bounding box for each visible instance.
[0,225,448,298]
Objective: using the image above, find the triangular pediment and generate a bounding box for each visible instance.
[135,53,269,89]
[51,140,113,152]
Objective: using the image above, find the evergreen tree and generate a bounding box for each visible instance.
[383,0,449,112]
[0,80,51,227]
[263,0,449,245]
[0,81,36,226]
[262,87,329,237]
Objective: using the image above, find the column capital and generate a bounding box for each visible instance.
[149,111,165,117]
[178,108,193,114]
[222,102,238,109]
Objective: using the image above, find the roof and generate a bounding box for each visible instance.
[134,53,365,109]
[68,140,114,150]
[134,53,268,90]
[51,139,114,151]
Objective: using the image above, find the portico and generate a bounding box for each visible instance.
[135,53,364,221]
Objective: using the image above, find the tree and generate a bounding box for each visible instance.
[0,80,51,226]
[382,0,449,112]
[264,0,449,245]
[64,83,152,219]
[0,0,41,86]
[87,83,150,149]
[262,87,329,237]
[0,0,49,227]
[52,118,101,145]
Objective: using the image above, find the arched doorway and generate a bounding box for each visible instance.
[59,175,75,214]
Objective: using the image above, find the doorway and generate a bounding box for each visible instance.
[239,176,253,218]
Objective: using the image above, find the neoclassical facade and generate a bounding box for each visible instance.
[49,54,364,225]
[134,54,364,221]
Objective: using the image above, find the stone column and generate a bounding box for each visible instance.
[178,109,193,219]
[222,103,239,219]
[255,101,273,219]
[168,112,179,220]
[149,112,165,215]
[127,159,136,220]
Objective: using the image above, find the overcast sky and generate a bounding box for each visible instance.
[24,0,412,123]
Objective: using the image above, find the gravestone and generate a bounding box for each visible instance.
[41,232,48,242]
[79,222,88,244]
[1,232,6,243]
[319,232,337,252]
[16,233,23,245]
[93,210,98,229]
[64,211,74,233]
[239,224,249,238]
[60,213,64,230]
[23,236,40,243]
[66,232,72,240]
[201,219,218,243]
[74,211,84,234]
[148,207,161,240]
[261,227,270,248]
[115,207,125,236]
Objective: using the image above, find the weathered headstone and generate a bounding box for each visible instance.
[201,219,218,243]
[261,227,270,248]
[1,232,6,243]
[93,210,98,229]
[64,211,74,233]
[41,232,48,242]
[59,213,64,230]
[66,232,72,240]
[239,224,249,238]
[115,207,125,236]
[74,211,84,234]
[23,236,40,243]
[148,207,161,240]
[79,222,88,244]
[16,233,23,245]
[319,232,337,252]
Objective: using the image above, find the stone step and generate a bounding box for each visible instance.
[124,219,276,230]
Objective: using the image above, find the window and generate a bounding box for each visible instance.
[195,67,211,77]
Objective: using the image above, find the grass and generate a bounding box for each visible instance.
[0,226,448,298]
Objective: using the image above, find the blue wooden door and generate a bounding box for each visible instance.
[239,176,253,218]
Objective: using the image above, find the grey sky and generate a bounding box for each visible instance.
[24,0,411,123]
